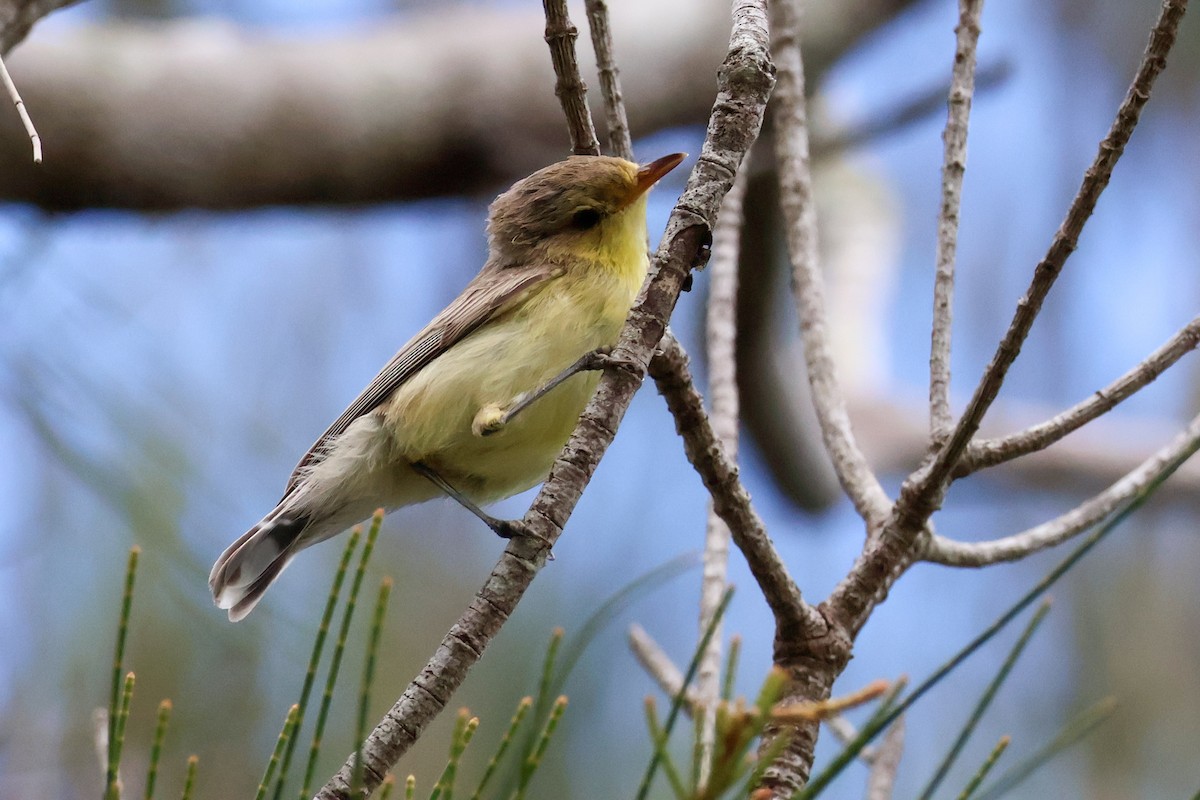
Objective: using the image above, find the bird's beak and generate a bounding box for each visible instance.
[631,152,687,201]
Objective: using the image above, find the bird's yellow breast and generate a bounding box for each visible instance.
[383,209,649,502]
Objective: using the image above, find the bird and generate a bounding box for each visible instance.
[209,152,687,621]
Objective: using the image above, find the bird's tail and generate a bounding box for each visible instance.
[209,507,312,622]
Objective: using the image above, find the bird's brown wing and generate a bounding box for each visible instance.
[281,262,564,499]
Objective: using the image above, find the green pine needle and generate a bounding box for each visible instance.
[181,755,199,800]
[300,511,382,799]
[956,736,1010,800]
[430,709,479,800]
[974,697,1117,800]
[644,698,688,799]
[514,696,568,800]
[532,628,564,728]
[635,587,734,800]
[273,527,362,800]
[470,697,532,800]
[144,698,172,800]
[721,635,741,703]
[352,576,392,797]
[919,600,1052,800]
[257,705,300,800]
[107,546,139,796]
[106,671,136,800]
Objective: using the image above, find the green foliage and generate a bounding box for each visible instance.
[272,526,363,800]
[300,513,383,799]
[145,699,173,800]
[102,546,198,799]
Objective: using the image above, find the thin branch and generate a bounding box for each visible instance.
[317,2,776,794]
[0,51,40,162]
[695,164,748,787]
[628,623,700,713]
[963,315,1200,473]
[771,679,890,723]
[919,0,1187,499]
[823,715,877,764]
[930,0,985,438]
[584,0,633,161]
[649,335,824,640]
[772,0,892,528]
[542,0,601,156]
[865,716,905,800]
[828,0,1189,629]
[923,411,1200,566]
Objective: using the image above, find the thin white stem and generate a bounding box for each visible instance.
[923,411,1200,566]
[628,623,698,713]
[930,0,985,438]
[773,0,891,527]
[823,715,878,763]
[0,52,40,163]
[695,162,747,787]
[865,716,905,800]
[965,315,1200,472]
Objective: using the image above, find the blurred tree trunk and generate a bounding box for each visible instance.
[0,0,915,209]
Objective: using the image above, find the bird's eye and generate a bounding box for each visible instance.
[570,208,602,230]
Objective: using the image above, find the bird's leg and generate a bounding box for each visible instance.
[412,462,521,537]
[412,462,547,549]
[472,347,638,437]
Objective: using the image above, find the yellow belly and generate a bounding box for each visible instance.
[382,266,640,503]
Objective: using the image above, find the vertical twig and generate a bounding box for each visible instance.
[543,0,601,156]
[921,0,1187,496]
[0,52,41,163]
[865,716,905,800]
[773,0,891,527]
[695,164,748,787]
[929,0,985,439]
[584,0,633,160]
[827,0,1190,633]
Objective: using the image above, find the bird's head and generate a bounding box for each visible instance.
[486,153,686,269]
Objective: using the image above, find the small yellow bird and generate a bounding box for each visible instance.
[210,152,686,621]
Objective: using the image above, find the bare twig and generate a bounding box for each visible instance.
[0,52,40,162]
[695,164,748,786]
[963,315,1200,473]
[772,679,890,723]
[924,411,1200,566]
[772,0,892,529]
[318,2,776,794]
[649,337,823,639]
[917,0,1187,501]
[629,623,699,712]
[828,0,1189,630]
[584,0,633,160]
[865,716,905,800]
[823,715,878,764]
[542,0,601,156]
[929,0,984,438]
